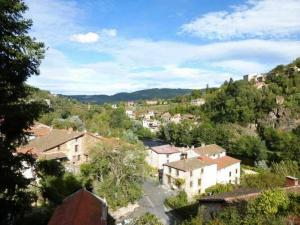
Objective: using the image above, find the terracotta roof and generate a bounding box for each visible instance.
[28,122,51,137]
[151,144,180,154]
[16,146,38,155]
[48,189,107,225]
[164,157,216,171]
[213,156,241,170]
[193,144,225,156]
[26,129,85,153]
[164,155,240,172]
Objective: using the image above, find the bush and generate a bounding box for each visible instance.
[175,178,185,188]
[240,172,284,189]
[130,213,163,225]
[205,183,235,195]
[164,191,188,209]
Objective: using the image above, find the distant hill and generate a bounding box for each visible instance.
[63,88,194,104]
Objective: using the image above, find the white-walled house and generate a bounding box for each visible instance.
[190,144,226,159]
[191,98,205,106]
[162,144,241,198]
[146,144,184,170]
[125,110,135,119]
[170,114,181,124]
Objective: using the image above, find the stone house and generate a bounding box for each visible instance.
[19,129,101,173]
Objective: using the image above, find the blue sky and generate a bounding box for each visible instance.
[26,0,300,95]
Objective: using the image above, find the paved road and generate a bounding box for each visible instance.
[128,178,178,224]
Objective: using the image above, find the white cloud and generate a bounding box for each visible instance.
[29,38,300,94]
[101,29,117,37]
[181,0,300,40]
[70,32,99,43]
[25,0,300,94]
[25,0,81,45]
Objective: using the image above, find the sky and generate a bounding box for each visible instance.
[25,0,300,95]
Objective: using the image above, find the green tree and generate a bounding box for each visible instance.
[36,160,81,205]
[164,191,188,209]
[83,140,146,209]
[130,213,163,225]
[241,172,284,189]
[244,189,289,225]
[231,136,267,162]
[0,0,45,224]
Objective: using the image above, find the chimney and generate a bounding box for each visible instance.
[285,176,298,187]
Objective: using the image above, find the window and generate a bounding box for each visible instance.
[198,179,201,186]
[190,171,193,177]
[235,177,238,184]
[229,171,232,177]
[75,145,78,152]
[77,155,81,161]
[201,168,204,174]
[190,181,193,188]
[176,170,179,176]
[75,138,78,142]
[166,154,169,158]
[167,159,169,163]
[169,167,171,173]
[168,176,171,184]
[57,145,60,150]
[236,169,238,174]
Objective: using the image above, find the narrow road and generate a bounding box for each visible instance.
[128,178,178,224]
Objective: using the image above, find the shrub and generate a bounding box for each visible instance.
[164,191,188,209]
[205,183,235,195]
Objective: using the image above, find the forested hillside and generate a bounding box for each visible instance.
[159,58,300,166]
[64,88,194,103]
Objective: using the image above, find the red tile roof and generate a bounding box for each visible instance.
[28,122,51,137]
[48,189,107,225]
[151,144,181,154]
[213,156,241,170]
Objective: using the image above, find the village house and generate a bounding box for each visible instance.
[144,111,156,120]
[142,118,161,133]
[162,144,240,197]
[48,189,108,225]
[161,112,171,123]
[125,110,135,119]
[18,128,101,173]
[191,98,205,106]
[146,144,186,170]
[243,73,267,89]
[190,144,226,159]
[126,101,135,106]
[170,113,181,124]
[146,100,158,105]
[27,122,51,140]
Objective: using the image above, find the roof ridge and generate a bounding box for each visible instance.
[70,189,85,225]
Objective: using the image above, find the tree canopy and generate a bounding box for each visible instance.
[0,0,45,223]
